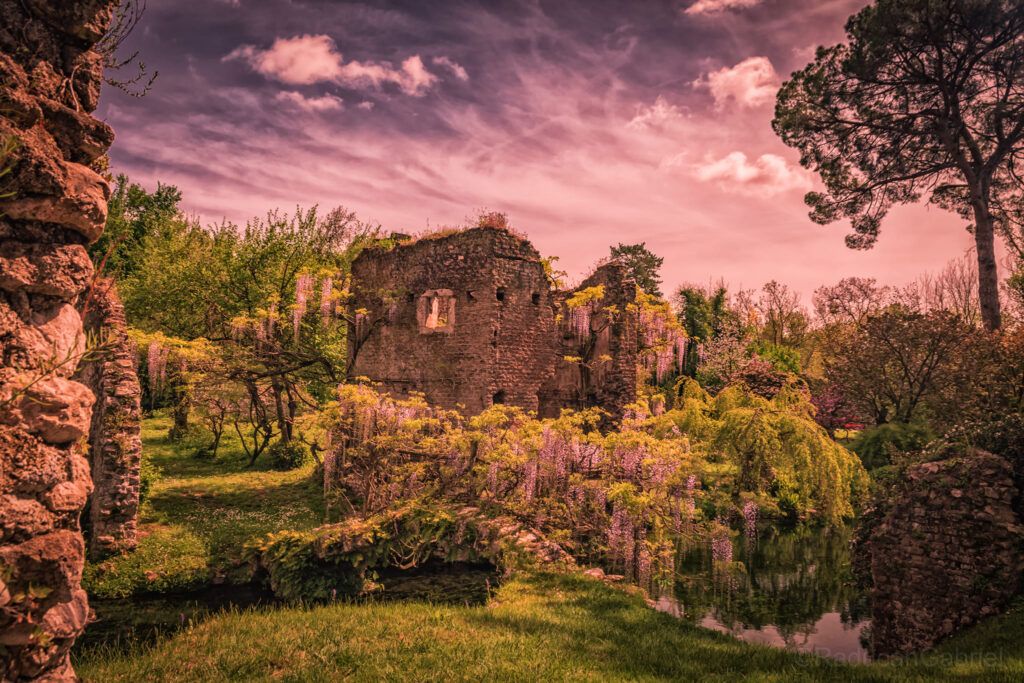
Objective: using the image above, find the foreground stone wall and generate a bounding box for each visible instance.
[859,450,1024,657]
[76,279,142,560]
[0,1,116,679]
[350,227,559,415]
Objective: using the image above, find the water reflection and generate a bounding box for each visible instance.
[75,562,496,658]
[654,526,872,662]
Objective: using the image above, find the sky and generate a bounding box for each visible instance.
[98,0,982,301]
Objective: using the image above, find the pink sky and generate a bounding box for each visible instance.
[100,0,985,303]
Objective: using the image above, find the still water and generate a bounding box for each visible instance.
[75,561,496,656]
[653,526,872,662]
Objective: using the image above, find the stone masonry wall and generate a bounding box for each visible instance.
[859,450,1024,658]
[76,279,142,561]
[349,229,642,422]
[350,227,558,415]
[0,1,116,679]
[538,262,639,424]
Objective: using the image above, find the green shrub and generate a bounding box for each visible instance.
[849,422,934,470]
[169,424,215,457]
[267,440,312,471]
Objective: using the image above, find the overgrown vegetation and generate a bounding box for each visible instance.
[83,416,323,598]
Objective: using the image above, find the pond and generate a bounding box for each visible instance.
[74,561,497,658]
[652,526,872,663]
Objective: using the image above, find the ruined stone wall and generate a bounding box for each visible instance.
[0,1,116,679]
[538,262,639,424]
[76,279,141,561]
[859,450,1024,658]
[350,227,558,415]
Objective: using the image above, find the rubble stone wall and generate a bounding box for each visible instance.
[859,450,1024,657]
[349,229,641,422]
[538,262,639,424]
[350,227,559,415]
[76,279,142,561]
[0,1,117,679]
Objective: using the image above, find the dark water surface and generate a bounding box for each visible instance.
[75,562,496,657]
[653,526,872,662]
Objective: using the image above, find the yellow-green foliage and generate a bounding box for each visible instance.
[659,379,868,525]
[322,380,863,598]
[565,285,605,309]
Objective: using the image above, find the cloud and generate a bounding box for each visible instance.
[684,0,762,15]
[357,100,375,110]
[225,34,442,96]
[275,91,344,112]
[432,56,469,81]
[627,95,685,130]
[694,152,812,196]
[693,56,779,109]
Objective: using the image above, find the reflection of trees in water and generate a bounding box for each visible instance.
[671,526,869,639]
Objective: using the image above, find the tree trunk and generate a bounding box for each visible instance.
[972,201,1002,331]
[271,378,291,442]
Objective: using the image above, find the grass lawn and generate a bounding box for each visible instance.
[75,572,1024,682]
[83,416,324,598]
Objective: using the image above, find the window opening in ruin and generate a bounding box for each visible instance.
[417,290,456,333]
[492,390,507,405]
[496,287,506,302]
[532,292,541,305]
[467,290,476,302]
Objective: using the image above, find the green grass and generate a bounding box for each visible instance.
[84,416,324,598]
[75,573,1024,682]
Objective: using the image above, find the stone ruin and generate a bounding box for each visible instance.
[75,279,142,561]
[0,1,120,679]
[348,227,639,423]
[857,450,1024,657]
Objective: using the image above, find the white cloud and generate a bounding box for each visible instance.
[694,152,812,196]
[627,95,685,130]
[275,91,344,112]
[432,56,469,81]
[693,56,779,110]
[357,100,375,110]
[684,0,762,16]
[225,34,443,96]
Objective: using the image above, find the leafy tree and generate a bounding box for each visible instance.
[90,175,183,279]
[756,281,808,348]
[821,306,974,425]
[774,0,1024,331]
[123,202,377,452]
[610,243,664,297]
[673,284,731,376]
[813,277,889,328]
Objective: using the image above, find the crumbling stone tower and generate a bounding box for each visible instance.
[0,1,118,679]
[349,227,559,414]
[538,261,639,424]
[348,228,641,422]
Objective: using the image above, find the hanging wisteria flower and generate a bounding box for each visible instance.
[319,276,334,326]
[570,304,591,340]
[608,503,635,570]
[743,500,758,541]
[146,341,169,393]
[354,309,369,338]
[293,273,313,341]
[675,334,688,374]
[711,531,733,564]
